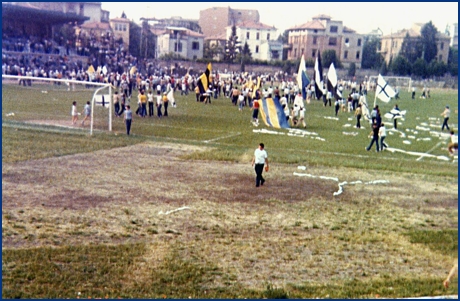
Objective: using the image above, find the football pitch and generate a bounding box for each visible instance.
[2,83,458,298]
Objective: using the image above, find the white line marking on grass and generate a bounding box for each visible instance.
[415,141,444,161]
[293,172,389,196]
[158,206,191,215]
[203,132,241,143]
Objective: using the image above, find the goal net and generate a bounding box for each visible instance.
[2,75,112,135]
[368,76,412,93]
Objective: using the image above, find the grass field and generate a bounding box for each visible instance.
[2,81,458,298]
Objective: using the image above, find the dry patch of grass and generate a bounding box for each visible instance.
[2,142,458,298]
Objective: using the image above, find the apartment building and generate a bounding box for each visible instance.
[199,6,259,38]
[380,23,451,65]
[286,14,363,68]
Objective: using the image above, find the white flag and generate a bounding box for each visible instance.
[167,88,176,107]
[376,74,396,103]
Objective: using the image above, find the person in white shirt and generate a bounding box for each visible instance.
[292,91,306,128]
[251,143,269,187]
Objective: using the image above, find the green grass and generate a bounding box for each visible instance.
[2,84,458,176]
[2,83,458,298]
[2,237,457,299]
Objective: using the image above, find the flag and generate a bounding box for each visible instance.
[87,65,95,74]
[314,52,324,99]
[376,74,396,103]
[197,63,212,94]
[327,63,341,100]
[259,97,290,129]
[129,66,137,75]
[255,76,261,91]
[297,55,310,100]
[95,94,110,107]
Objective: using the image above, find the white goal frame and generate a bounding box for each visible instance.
[2,75,112,135]
[368,75,412,93]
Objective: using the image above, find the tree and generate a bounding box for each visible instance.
[225,25,240,64]
[412,58,428,78]
[361,37,383,69]
[322,49,341,68]
[238,42,252,72]
[421,21,438,63]
[379,61,388,75]
[427,60,447,77]
[400,33,423,64]
[278,30,289,61]
[448,47,458,76]
[390,55,411,75]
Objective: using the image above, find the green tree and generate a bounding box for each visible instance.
[361,37,383,69]
[238,42,252,72]
[448,47,458,76]
[379,61,388,75]
[412,58,428,78]
[390,55,411,75]
[225,25,240,64]
[322,49,341,68]
[421,21,438,63]
[400,33,423,64]
[427,60,447,77]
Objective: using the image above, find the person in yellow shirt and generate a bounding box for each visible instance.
[162,92,169,117]
[138,90,147,117]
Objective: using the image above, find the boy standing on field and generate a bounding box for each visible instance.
[81,101,91,126]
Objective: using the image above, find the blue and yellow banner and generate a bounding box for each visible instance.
[259,97,290,129]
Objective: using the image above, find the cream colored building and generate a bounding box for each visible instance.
[380,23,451,65]
[110,17,130,48]
[225,21,281,61]
[286,14,363,68]
[155,27,204,60]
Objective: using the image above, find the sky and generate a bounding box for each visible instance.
[101,2,458,36]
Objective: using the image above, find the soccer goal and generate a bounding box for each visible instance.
[368,76,412,93]
[2,75,112,135]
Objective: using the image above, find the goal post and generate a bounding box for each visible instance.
[368,75,412,93]
[2,75,112,135]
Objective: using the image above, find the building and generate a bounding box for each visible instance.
[155,27,204,60]
[286,14,363,68]
[199,6,259,38]
[380,23,451,65]
[204,33,227,61]
[142,16,201,33]
[5,2,109,23]
[226,21,281,61]
[110,16,130,48]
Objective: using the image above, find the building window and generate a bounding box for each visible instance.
[439,54,443,61]
[192,42,200,50]
[329,37,337,46]
[312,49,316,57]
[313,36,317,45]
[246,32,250,39]
[344,50,348,59]
[356,51,360,59]
[357,39,362,46]
[301,48,304,55]
[440,42,444,50]
[255,46,259,53]
[345,38,349,44]
[267,33,270,40]
[294,48,297,57]
[174,42,182,52]
[256,32,260,40]
[330,25,338,33]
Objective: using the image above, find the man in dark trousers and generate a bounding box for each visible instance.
[251,143,269,187]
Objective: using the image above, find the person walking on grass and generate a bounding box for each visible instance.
[355,104,362,129]
[251,143,269,187]
[81,101,91,126]
[366,121,380,152]
[71,101,78,125]
[124,105,132,135]
[441,105,451,131]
